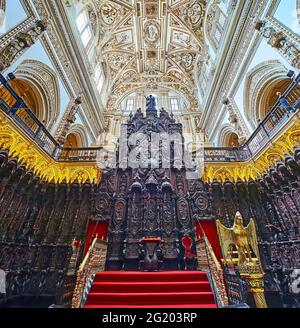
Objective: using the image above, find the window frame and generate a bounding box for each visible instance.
[95,64,105,93]
[76,10,93,49]
[126,98,134,112]
[170,98,179,111]
[210,7,228,51]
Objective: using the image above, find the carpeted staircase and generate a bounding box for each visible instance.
[84,271,217,308]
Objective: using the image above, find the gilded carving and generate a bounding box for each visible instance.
[204,116,300,182]
[217,211,267,308]
[0,111,101,184]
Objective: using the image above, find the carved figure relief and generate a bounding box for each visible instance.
[113,200,126,226]
[144,20,160,47]
[177,198,190,227]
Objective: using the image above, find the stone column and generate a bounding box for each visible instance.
[255,16,300,70]
[0,20,47,72]
[160,91,168,109]
[136,91,143,110]
[223,97,250,144]
[114,118,119,136]
[55,97,81,145]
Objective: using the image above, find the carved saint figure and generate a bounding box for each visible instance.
[146,95,156,111]
[145,23,159,44]
[216,212,260,265]
[114,201,125,226]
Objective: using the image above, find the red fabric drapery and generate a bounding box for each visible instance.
[83,221,108,256]
[195,219,222,263]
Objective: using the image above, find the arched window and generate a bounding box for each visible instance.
[218,125,240,147]
[244,61,293,129]
[0,79,44,126]
[0,79,37,111]
[76,10,93,48]
[226,132,240,148]
[64,133,79,148]
[259,78,291,119]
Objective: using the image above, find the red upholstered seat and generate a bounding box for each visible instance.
[181,235,196,257]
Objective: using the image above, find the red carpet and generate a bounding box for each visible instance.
[84,271,217,308]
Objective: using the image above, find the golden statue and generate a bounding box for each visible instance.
[216,212,267,308]
[216,212,260,265]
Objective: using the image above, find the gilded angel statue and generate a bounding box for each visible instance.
[216,212,260,265]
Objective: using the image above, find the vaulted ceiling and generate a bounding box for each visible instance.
[88,0,208,113]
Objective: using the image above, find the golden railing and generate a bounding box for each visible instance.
[195,225,228,307]
[71,236,108,308]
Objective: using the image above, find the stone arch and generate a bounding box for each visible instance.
[64,133,80,148]
[244,60,289,129]
[218,124,240,147]
[13,60,60,130]
[65,124,89,148]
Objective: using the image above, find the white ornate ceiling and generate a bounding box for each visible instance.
[87,0,208,113]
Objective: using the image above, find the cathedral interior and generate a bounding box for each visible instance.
[0,0,300,309]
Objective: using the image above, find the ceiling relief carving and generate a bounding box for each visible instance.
[100,3,123,26]
[89,0,207,113]
[144,20,160,47]
[171,52,196,71]
[171,0,206,40]
[107,53,134,71]
[177,1,204,27]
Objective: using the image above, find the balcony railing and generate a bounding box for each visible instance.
[59,148,100,162]
[0,74,60,158]
[204,146,250,162]
[0,72,299,163]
